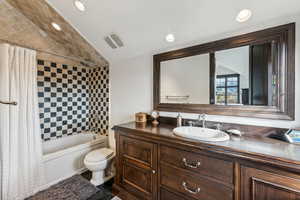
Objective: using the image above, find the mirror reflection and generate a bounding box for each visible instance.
[160,43,277,106]
[215,44,275,106]
[215,46,249,105]
[160,54,210,104]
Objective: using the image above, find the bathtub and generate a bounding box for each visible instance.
[42,133,107,188]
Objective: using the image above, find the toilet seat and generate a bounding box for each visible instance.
[85,148,114,163]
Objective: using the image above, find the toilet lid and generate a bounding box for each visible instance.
[85,148,114,162]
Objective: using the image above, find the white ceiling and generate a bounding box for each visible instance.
[47,0,300,64]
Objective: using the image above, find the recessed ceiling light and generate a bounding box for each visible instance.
[236,9,252,22]
[74,0,86,12]
[165,34,175,42]
[51,22,62,31]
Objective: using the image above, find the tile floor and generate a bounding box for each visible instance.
[82,171,120,200]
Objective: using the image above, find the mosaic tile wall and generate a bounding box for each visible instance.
[88,67,110,135]
[37,59,109,141]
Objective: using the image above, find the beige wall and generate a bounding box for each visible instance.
[109,55,152,149]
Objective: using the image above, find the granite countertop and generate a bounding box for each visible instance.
[114,122,300,170]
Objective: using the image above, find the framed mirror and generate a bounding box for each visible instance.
[153,23,295,120]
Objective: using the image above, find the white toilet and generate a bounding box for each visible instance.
[84,148,115,186]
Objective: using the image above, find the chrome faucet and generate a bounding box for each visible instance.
[198,114,207,128]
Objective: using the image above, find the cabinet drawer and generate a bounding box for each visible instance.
[160,145,233,184]
[161,164,233,200]
[120,136,157,168]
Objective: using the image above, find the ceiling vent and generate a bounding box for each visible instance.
[104,33,124,49]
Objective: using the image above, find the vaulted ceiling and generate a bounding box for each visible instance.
[47,0,300,64]
[0,0,69,58]
[5,0,108,67]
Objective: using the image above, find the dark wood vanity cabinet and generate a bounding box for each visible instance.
[116,135,158,200]
[113,125,300,200]
[115,133,234,200]
[241,167,300,200]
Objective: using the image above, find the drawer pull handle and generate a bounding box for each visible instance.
[182,181,201,194]
[182,158,201,169]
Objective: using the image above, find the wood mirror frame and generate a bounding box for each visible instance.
[153,23,295,120]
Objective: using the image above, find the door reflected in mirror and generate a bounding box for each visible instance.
[160,54,210,104]
[214,44,276,106]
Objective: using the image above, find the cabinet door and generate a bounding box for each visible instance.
[119,135,157,200]
[242,166,300,200]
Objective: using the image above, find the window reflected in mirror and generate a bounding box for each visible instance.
[216,74,240,104]
[214,44,277,106]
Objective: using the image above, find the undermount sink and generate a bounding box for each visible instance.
[173,126,230,142]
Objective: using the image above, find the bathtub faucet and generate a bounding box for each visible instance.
[90,127,98,133]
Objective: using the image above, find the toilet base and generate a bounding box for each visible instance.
[90,171,115,186]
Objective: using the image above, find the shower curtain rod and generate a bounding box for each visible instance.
[0,38,101,68]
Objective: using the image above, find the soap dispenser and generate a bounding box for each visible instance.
[177,113,182,127]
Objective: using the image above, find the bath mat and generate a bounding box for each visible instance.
[26,175,99,200]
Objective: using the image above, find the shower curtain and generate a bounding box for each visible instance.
[0,44,44,200]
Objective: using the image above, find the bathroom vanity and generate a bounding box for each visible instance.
[112,23,298,200]
[112,121,300,200]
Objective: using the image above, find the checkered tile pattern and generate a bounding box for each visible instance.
[87,66,110,136]
[37,59,109,141]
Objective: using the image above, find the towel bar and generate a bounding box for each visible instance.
[0,100,18,106]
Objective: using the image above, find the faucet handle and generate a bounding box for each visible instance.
[199,114,206,120]
[216,123,223,131]
[187,121,195,127]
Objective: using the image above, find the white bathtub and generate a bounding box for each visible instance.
[42,133,107,188]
